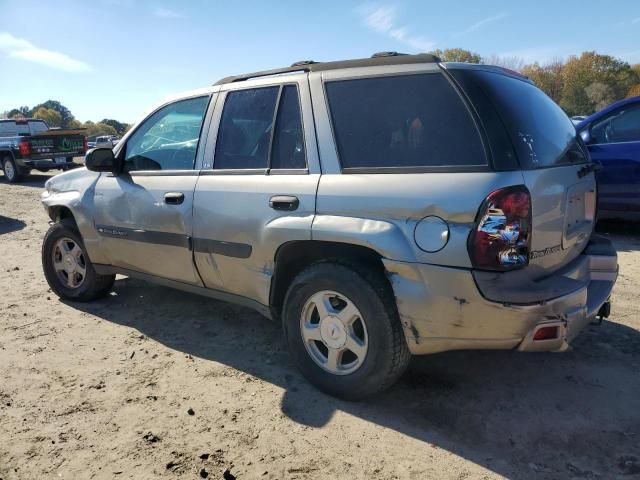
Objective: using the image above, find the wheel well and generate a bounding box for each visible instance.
[49,206,77,228]
[269,240,388,318]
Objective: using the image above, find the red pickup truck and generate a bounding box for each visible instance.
[0,118,87,183]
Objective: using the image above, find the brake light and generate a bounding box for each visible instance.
[468,185,531,270]
[83,136,88,152]
[18,140,31,156]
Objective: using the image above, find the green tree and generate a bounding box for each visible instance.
[83,122,117,138]
[31,100,74,127]
[560,52,637,115]
[67,119,84,129]
[431,48,481,63]
[584,82,615,111]
[521,60,565,104]
[33,107,63,127]
[100,118,128,135]
[7,106,31,118]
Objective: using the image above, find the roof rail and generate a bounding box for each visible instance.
[371,51,408,58]
[213,53,442,85]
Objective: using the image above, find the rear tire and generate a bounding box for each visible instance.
[42,220,115,301]
[283,262,410,400]
[2,157,23,183]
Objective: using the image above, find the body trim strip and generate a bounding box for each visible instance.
[95,224,252,259]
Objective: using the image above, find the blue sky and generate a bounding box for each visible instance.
[1,0,639,123]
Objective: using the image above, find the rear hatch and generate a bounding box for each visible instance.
[449,67,596,276]
[27,129,86,159]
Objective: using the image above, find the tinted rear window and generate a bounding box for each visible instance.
[455,70,587,169]
[325,73,486,170]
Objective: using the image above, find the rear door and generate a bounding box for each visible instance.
[451,68,596,275]
[93,94,214,284]
[192,75,320,306]
[584,102,640,216]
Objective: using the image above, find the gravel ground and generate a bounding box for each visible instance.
[1,169,639,480]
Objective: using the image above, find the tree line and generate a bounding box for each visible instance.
[1,100,130,139]
[431,49,640,116]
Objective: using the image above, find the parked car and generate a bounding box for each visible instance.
[576,96,640,221]
[94,135,119,148]
[40,53,618,399]
[0,118,86,182]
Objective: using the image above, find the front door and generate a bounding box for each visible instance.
[93,95,213,284]
[193,77,320,305]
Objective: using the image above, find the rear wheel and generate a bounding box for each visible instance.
[2,157,23,183]
[42,220,115,301]
[283,262,410,400]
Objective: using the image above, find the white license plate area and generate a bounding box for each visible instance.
[54,157,67,164]
[563,185,595,248]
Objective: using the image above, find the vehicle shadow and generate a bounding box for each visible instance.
[68,277,640,479]
[0,215,27,235]
[0,173,50,188]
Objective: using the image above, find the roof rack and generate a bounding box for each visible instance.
[214,52,441,85]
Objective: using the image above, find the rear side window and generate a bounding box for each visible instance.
[214,85,306,170]
[325,73,485,170]
[28,121,48,134]
[453,70,587,169]
[271,86,306,169]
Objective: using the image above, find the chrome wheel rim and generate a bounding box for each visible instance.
[300,290,368,375]
[52,237,87,289]
[4,161,15,181]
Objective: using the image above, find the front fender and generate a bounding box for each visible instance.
[40,169,109,264]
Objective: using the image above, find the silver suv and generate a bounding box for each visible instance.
[41,53,618,399]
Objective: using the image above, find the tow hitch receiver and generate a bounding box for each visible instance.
[592,300,612,325]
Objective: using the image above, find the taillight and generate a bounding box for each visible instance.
[83,136,88,152]
[18,140,31,156]
[468,185,531,270]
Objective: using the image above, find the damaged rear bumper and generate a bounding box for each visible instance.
[384,235,618,355]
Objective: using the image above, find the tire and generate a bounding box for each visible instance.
[42,220,115,301]
[2,157,23,183]
[283,261,410,400]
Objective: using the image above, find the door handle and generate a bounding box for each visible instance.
[269,195,299,211]
[164,192,185,205]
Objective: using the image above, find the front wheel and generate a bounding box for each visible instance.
[42,220,115,301]
[283,262,410,400]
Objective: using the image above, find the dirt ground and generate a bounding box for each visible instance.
[1,169,639,480]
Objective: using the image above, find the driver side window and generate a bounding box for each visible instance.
[124,96,210,171]
[590,103,640,145]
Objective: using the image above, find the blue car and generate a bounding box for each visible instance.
[576,96,640,221]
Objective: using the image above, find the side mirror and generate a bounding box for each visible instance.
[579,128,591,144]
[85,148,120,174]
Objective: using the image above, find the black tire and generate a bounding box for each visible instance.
[283,261,411,400]
[2,157,23,183]
[42,220,115,301]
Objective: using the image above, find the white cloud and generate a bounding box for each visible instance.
[0,32,91,73]
[357,5,436,52]
[454,13,509,37]
[154,7,185,19]
[632,17,640,24]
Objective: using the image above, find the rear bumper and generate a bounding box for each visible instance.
[383,235,618,355]
[18,157,79,170]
